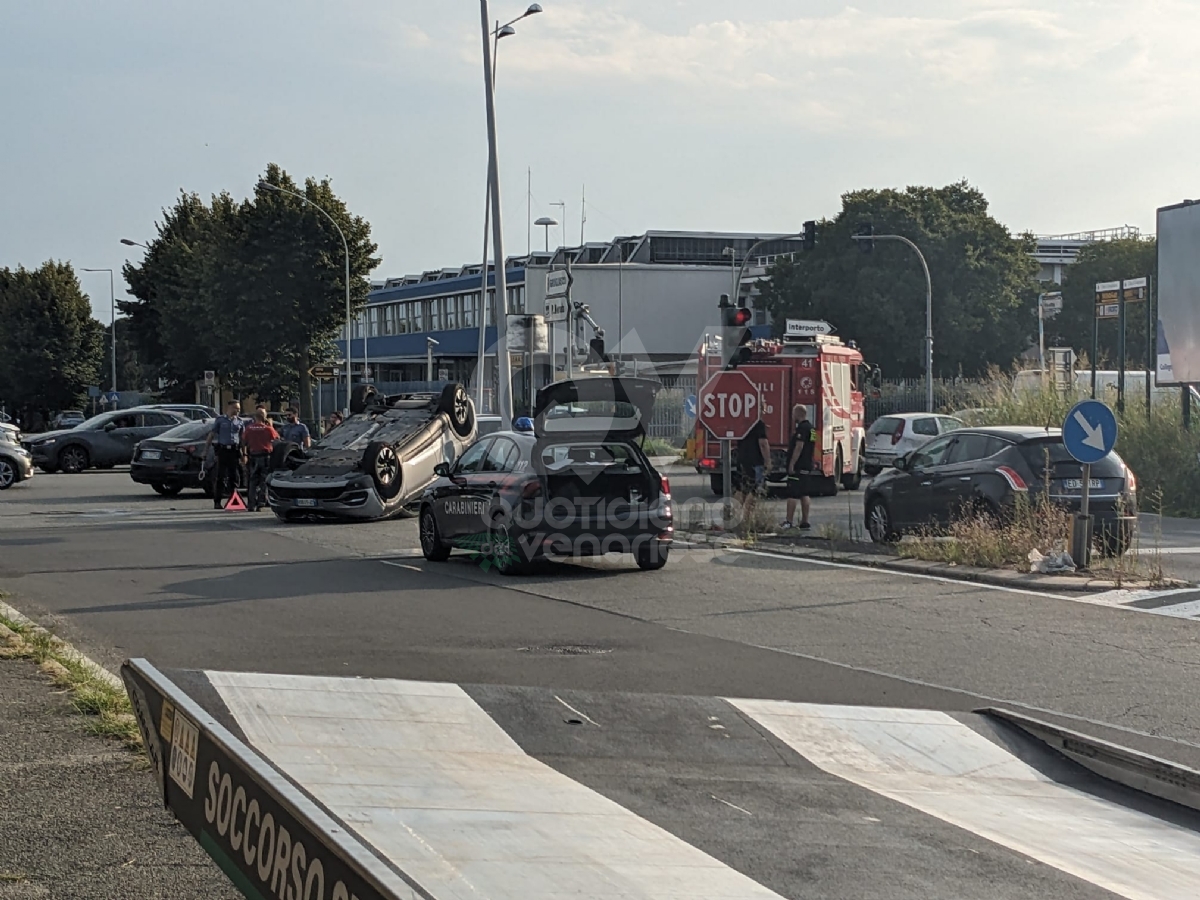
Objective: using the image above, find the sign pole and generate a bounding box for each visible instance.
[317,377,322,429]
[1091,310,1098,399]
[1072,462,1092,569]
[721,438,733,530]
[1037,295,1046,384]
[1147,275,1154,421]
[1117,285,1127,414]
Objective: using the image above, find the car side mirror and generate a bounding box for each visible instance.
[103,422,117,432]
[893,454,909,471]
[434,462,450,478]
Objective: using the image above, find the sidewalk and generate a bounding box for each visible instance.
[0,658,236,899]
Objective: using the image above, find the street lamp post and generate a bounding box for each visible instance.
[256,181,353,415]
[80,268,117,393]
[851,232,934,412]
[474,4,542,418]
[534,216,557,252]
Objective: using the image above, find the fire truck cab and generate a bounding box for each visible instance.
[694,323,873,496]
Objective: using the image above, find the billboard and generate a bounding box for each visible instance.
[1156,201,1200,385]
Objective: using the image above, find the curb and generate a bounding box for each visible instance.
[983,707,1200,814]
[0,598,123,691]
[676,531,1177,594]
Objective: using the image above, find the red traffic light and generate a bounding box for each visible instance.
[732,307,752,326]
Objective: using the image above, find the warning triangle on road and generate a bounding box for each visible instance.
[224,490,248,512]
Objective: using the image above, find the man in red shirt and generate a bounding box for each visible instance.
[243,408,279,512]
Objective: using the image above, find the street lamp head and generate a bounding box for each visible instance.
[534,216,558,226]
[256,180,280,192]
[497,24,517,38]
[119,238,141,247]
[524,3,543,16]
[426,337,440,347]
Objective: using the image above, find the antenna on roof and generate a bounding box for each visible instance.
[580,184,586,245]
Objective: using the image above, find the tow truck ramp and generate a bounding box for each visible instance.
[122,659,1200,900]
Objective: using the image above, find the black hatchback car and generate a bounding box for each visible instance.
[418,376,672,574]
[863,426,1138,554]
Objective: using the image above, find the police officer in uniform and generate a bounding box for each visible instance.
[205,400,245,509]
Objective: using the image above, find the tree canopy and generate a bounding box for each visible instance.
[757,181,1040,378]
[0,261,104,415]
[120,164,379,415]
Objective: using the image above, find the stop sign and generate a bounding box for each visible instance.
[698,370,762,440]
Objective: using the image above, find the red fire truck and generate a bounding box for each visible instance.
[694,321,877,496]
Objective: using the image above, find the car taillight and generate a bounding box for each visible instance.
[698,457,717,470]
[996,465,1028,492]
[660,476,671,498]
[1124,465,1137,494]
[891,421,906,445]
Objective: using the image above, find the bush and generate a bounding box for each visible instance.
[962,371,1200,518]
[899,494,1072,570]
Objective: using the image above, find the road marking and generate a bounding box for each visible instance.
[554,695,601,727]
[380,560,423,573]
[710,794,753,816]
[732,700,1200,899]
[210,672,785,900]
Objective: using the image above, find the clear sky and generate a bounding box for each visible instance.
[4,1,1197,322]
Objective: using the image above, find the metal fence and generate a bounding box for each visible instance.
[865,378,985,424]
[647,375,697,443]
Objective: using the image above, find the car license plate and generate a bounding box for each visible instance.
[141,449,161,461]
[1064,478,1103,490]
[294,498,318,508]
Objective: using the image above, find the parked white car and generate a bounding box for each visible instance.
[862,413,964,476]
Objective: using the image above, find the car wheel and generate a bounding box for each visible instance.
[59,445,90,474]
[635,542,669,571]
[867,496,899,543]
[438,384,475,438]
[842,443,864,491]
[151,483,183,497]
[350,384,378,415]
[419,507,451,561]
[822,449,842,497]
[269,441,303,472]
[0,459,15,490]
[489,521,528,575]
[364,441,403,500]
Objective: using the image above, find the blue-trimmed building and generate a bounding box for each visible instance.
[334,231,804,411]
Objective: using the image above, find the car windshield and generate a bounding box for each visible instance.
[868,416,904,435]
[79,412,117,430]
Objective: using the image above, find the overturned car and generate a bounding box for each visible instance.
[266,383,476,522]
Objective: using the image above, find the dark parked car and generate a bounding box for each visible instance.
[147,403,218,421]
[266,383,476,522]
[23,408,188,473]
[418,376,672,574]
[130,420,220,496]
[863,426,1137,554]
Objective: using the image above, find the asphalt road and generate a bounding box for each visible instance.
[4,469,1200,896]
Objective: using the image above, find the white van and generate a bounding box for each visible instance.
[1012,369,1200,407]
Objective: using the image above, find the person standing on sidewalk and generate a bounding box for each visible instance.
[204,400,245,509]
[242,408,279,512]
[781,404,817,530]
[732,417,770,527]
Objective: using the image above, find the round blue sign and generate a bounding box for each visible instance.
[1062,399,1118,464]
[684,394,698,419]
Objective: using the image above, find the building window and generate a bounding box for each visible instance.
[462,292,477,328]
[445,295,458,331]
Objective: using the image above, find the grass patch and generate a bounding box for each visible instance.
[0,612,141,751]
[897,495,1073,571]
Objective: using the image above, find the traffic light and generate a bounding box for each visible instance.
[802,220,817,250]
[717,294,753,369]
[855,222,874,254]
[722,305,752,328]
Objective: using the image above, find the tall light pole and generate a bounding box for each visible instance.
[475,4,542,417]
[534,216,557,252]
[80,268,117,393]
[851,231,934,412]
[256,181,353,416]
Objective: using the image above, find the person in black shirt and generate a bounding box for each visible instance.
[733,418,770,522]
[782,404,816,529]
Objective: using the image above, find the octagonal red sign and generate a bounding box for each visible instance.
[697,370,762,440]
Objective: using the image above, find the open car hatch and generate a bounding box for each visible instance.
[532,376,661,439]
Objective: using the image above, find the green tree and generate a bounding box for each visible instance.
[1048,238,1157,371]
[120,164,379,420]
[0,262,104,417]
[758,181,1040,378]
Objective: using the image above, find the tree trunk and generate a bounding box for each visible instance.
[298,348,313,426]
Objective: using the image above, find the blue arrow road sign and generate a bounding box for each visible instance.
[1062,399,1117,464]
[684,394,697,418]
